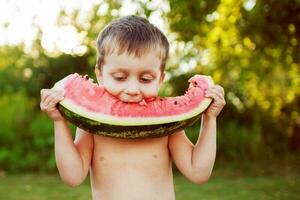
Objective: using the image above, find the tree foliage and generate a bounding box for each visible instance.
[167,0,300,155]
[0,0,299,172]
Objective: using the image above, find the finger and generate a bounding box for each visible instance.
[214,85,225,95]
[40,102,46,111]
[41,98,63,112]
[205,91,222,101]
[43,91,64,108]
[205,91,226,107]
[40,89,48,96]
[40,89,52,111]
[40,89,51,101]
[48,94,65,107]
[208,85,225,96]
[41,89,64,102]
[205,88,224,100]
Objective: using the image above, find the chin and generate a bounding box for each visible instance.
[119,96,143,103]
[122,99,142,103]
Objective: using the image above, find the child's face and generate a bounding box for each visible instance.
[95,51,164,103]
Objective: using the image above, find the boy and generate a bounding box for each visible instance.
[40,15,225,200]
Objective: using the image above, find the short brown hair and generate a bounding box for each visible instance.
[96,15,169,71]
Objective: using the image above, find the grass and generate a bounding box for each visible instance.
[0,172,299,200]
[175,174,300,200]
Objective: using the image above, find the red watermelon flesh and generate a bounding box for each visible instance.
[53,73,213,126]
[63,74,211,114]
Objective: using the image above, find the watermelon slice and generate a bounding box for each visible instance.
[53,73,214,139]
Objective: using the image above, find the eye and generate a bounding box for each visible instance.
[114,76,126,81]
[140,74,154,83]
[112,73,126,81]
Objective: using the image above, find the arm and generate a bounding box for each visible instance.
[168,85,225,184]
[168,115,216,184]
[40,89,94,187]
[54,122,94,187]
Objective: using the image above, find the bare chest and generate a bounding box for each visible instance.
[89,135,175,200]
[92,135,170,169]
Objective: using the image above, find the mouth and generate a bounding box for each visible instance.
[119,95,143,103]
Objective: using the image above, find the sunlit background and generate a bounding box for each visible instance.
[0,0,299,199]
[0,0,167,53]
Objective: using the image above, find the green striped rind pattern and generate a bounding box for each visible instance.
[57,104,203,139]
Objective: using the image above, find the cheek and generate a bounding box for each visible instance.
[102,79,123,96]
[142,82,160,97]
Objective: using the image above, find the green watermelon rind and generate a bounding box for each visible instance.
[57,104,204,139]
[54,74,214,138]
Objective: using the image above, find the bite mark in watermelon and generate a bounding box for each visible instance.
[53,73,214,139]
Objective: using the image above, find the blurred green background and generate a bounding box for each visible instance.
[0,0,299,199]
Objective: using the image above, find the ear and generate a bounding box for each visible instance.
[159,72,165,85]
[95,67,102,84]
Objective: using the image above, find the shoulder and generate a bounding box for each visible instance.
[168,130,191,148]
[74,127,94,144]
[75,127,94,135]
[168,130,186,141]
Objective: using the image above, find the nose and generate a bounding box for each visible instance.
[124,82,140,96]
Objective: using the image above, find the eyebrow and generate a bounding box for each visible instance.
[140,69,157,75]
[110,68,127,73]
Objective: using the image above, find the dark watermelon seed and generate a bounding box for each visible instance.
[174,101,177,105]
[84,75,89,80]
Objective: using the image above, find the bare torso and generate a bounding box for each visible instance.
[90,135,175,200]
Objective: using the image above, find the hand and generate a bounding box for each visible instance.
[40,89,65,122]
[204,85,226,118]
